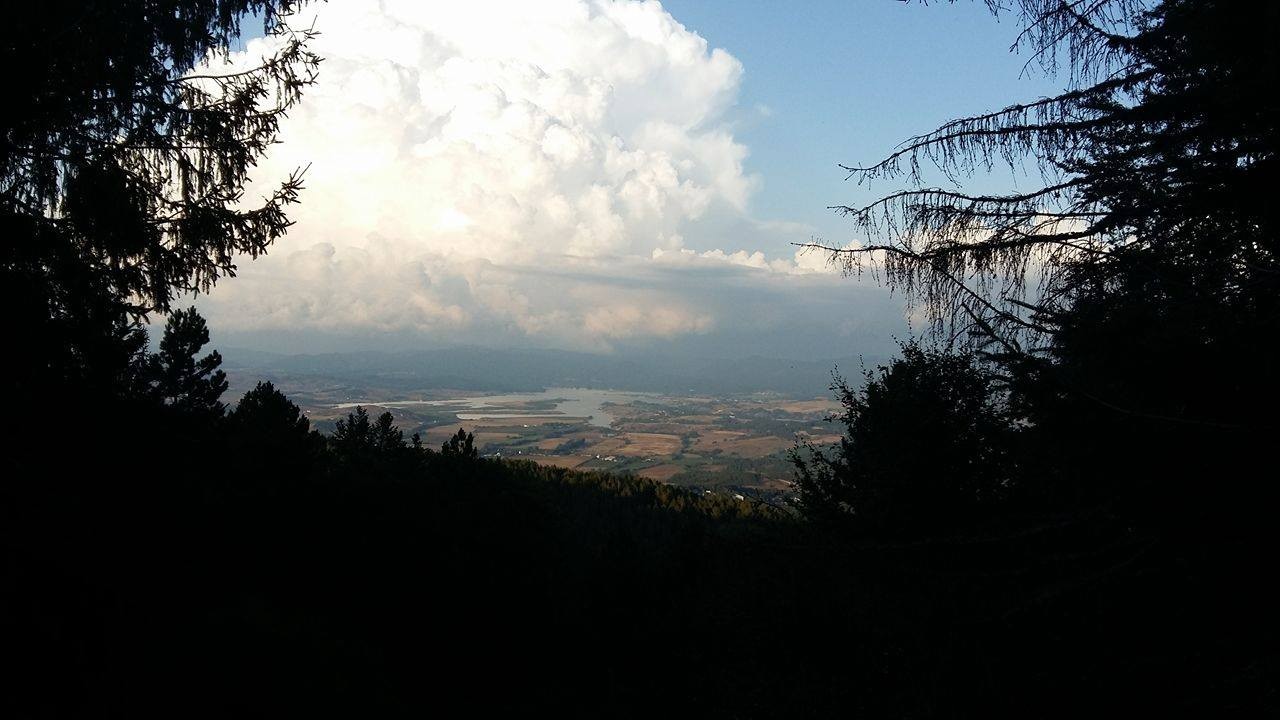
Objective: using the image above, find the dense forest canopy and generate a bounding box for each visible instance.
[2,1,1276,716]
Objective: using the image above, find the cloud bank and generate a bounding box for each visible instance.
[203,0,902,356]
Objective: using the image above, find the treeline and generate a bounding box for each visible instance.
[4,304,1271,715]
[7,337,1268,715]
[788,0,1278,547]
[3,0,1277,715]
[8,306,816,716]
[784,0,1280,711]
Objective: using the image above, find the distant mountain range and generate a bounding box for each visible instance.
[220,346,885,397]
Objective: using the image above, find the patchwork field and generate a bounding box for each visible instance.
[613,432,683,456]
[637,464,685,482]
[249,378,844,499]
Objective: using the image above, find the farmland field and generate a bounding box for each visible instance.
[236,376,844,500]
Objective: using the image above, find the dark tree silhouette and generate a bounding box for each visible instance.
[2,1,318,402]
[2,8,318,702]
[788,6,1279,707]
[442,427,478,459]
[332,406,374,451]
[372,411,405,452]
[798,0,1278,521]
[804,1,1277,371]
[332,407,409,460]
[225,381,323,477]
[228,381,311,437]
[792,341,1011,533]
[4,3,1275,716]
[148,307,228,415]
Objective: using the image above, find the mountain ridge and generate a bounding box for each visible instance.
[220,345,885,396]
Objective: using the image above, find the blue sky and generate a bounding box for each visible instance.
[207,1,1063,359]
[661,0,1064,245]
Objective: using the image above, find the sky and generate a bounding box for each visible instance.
[202,0,1064,359]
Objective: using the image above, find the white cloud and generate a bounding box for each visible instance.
[201,0,897,354]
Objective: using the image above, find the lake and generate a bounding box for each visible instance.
[334,387,657,428]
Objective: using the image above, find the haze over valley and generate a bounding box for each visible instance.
[224,347,851,498]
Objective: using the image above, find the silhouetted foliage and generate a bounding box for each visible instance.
[327,406,417,477]
[793,341,1011,533]
[802,0,1279,524]
[809,1,1278,355]
[788,1,1278,708]
[225,381,324,478]
[2,1,317,406]
[333,406,380,451]
[441,427,478,459]
[228,381,311,436]
[332,406,374,447]
[147,307,228,416]
[4,2,1277,717]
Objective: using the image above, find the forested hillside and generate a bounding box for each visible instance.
[9,378,1268,715]
[3,0,1276,716]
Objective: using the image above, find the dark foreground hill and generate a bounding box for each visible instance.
[5,412,1273,717]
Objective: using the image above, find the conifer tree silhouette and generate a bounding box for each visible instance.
[149,307,228,416]
[442,428,478,459]
[2,1,318,402]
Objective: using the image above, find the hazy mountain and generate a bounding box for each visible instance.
[220,346,884,397]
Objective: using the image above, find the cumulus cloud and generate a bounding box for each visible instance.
[201,0,899,354]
